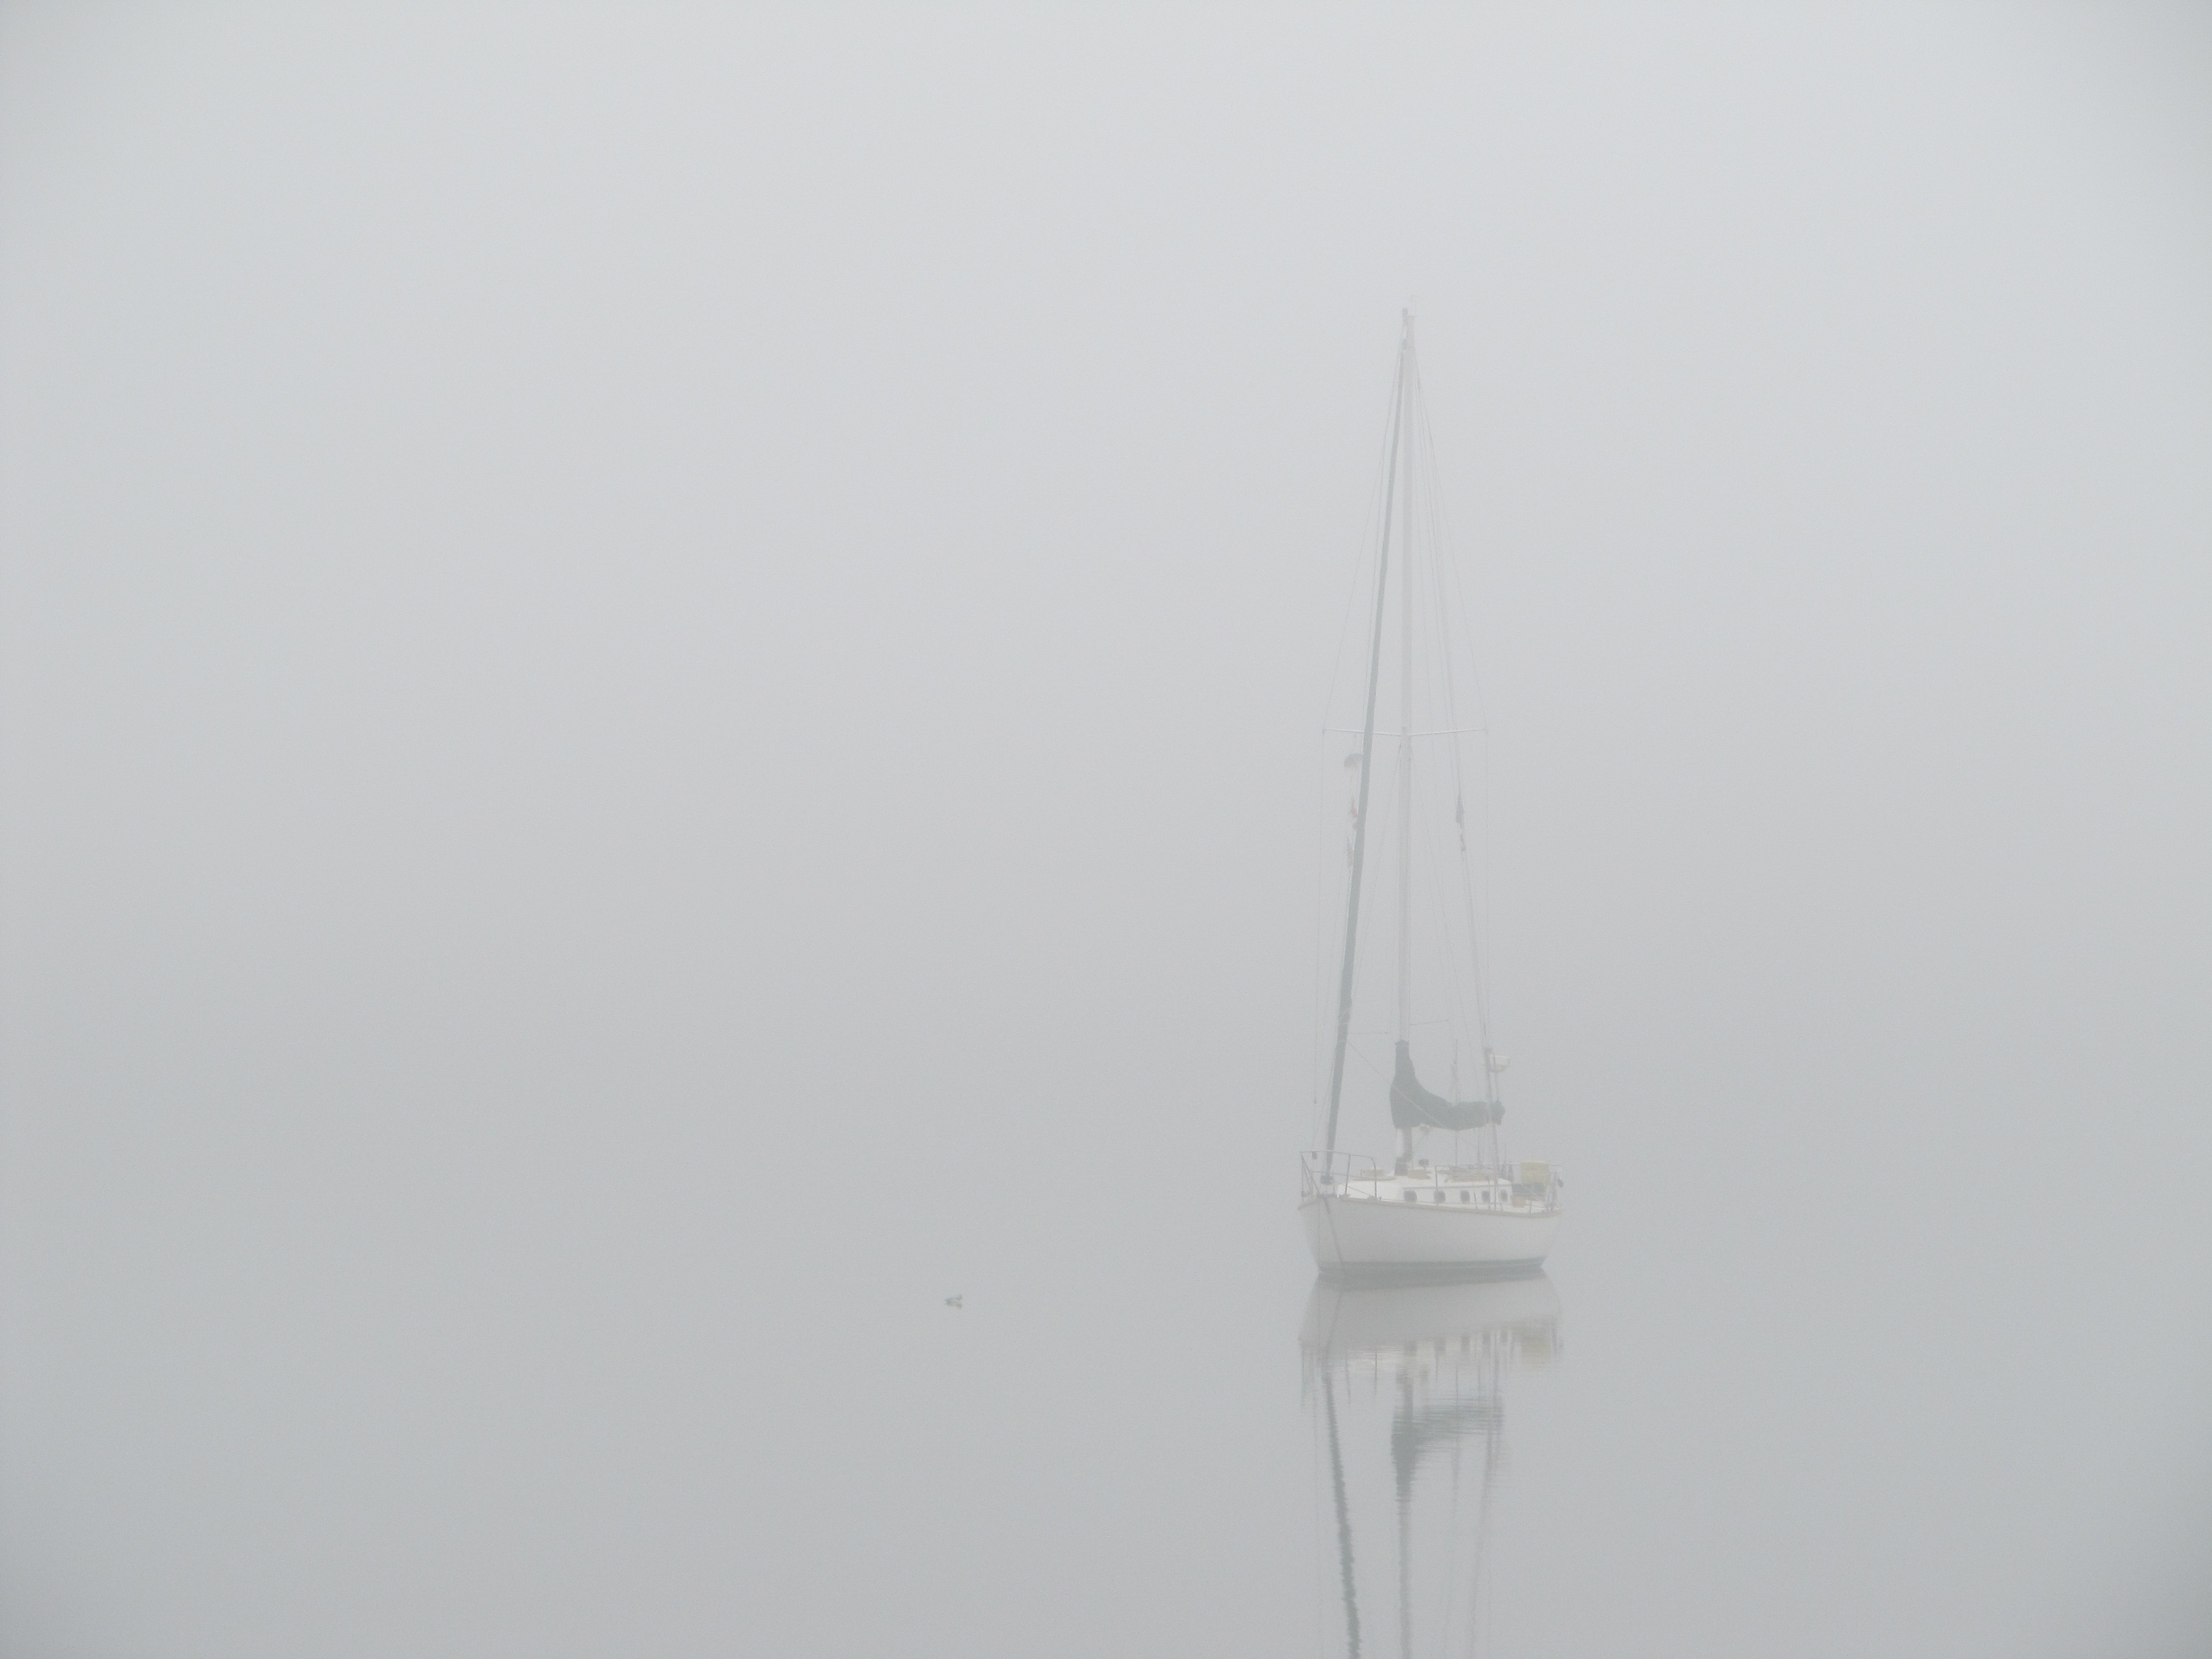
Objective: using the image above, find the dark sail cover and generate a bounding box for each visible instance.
[1390,1039,1500,1131]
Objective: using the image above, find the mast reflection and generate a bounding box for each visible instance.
[1301,1274,1561,1658]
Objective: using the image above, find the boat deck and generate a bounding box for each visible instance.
[1307,1159,1562,1218]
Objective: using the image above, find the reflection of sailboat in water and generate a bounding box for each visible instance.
[1302,1275,1561,1658]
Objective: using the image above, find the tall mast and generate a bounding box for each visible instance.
[1392,322,1418,1170]
[1321,315,1411,1158]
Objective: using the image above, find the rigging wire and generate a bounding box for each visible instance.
[1315,316,1515,1164]
[1378,338,1498,1160]
[1313,345,1416,1144]
[1407,345,1501,1109]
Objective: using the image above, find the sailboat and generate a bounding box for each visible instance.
[1301,314,1562,1280]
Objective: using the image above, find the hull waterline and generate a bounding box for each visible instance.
[1301,1192,1557,1281]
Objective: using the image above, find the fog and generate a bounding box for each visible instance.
[2,5,2208,1655]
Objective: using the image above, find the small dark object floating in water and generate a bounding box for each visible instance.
[944,1295,964,1309]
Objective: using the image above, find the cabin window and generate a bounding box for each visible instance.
[1402,1190,1417,1202]
[1458,1191,1469,1203]
[1431,1190,1444,1203]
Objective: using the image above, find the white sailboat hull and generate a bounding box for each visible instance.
[1301,1192,1557,1279]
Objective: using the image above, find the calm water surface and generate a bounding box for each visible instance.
[5,1134,2207,1657]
